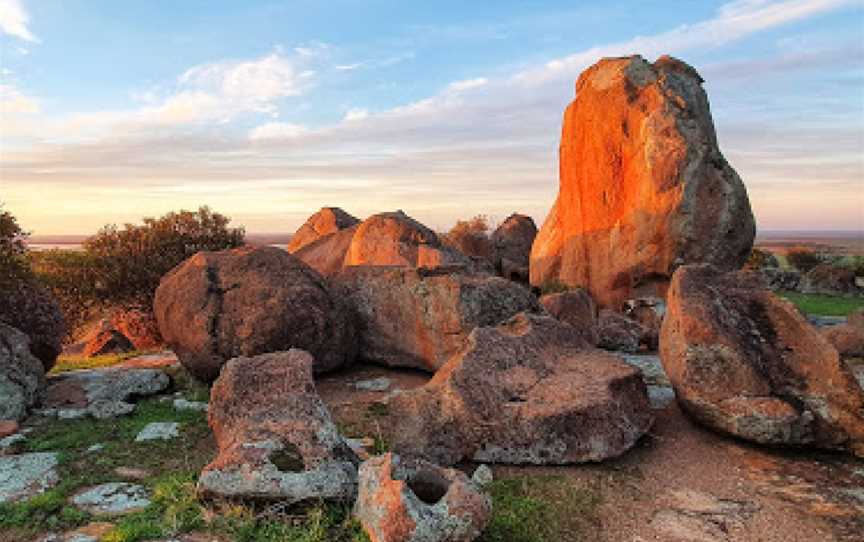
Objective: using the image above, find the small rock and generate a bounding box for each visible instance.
[87,444,105,453]
[471,464,494,488]
[72,482,150,515]
[0,420,19,438]
[43,367,170,419]
[60,522,116,542]
[114,466,151,480]
[0,433,26,448]
[173,398,209,412]
[135,422,179,442]
[647,386,676,409]
[353,377,392,392]
[0,452,59,503]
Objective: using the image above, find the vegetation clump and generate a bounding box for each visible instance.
[443,214,494,261]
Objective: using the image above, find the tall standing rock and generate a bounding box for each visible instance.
[491,213,537,283]
[287,207,359,253]
[153,246,357,382]
[660,264,864,457]
[530,55,755,308]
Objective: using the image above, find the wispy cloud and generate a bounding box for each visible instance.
[0,0,37,42]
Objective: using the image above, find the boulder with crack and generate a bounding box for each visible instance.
[390,313,653,465]
[154,245,357,382]
[41,367,169,419]
[0,323,46,421]
[355,452,491,542]
[336,266,541,372]
[661,264,864,457]
[197,350,359,502]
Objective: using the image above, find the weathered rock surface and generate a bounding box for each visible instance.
[530,55,755,308]
[41,367,169,419]
[822,309,864,358]
[82,327,134,358]
[110,308,162,351]
[597,309,648,353]
[197,350,359,502]
[355,452,491,542]
[336,266,540,372]
[154,245,357,382]
[761,268,801,292]
[391,312,653,465]
[801,264,861,296]
[0,452,59,503]
[539,289,599,345]
[345,211,469,269]
[623,296,665,349]
[0,278,65,369]
[491,213,537,283]
[660,264,864,457]
[135,422,180,442]
[294,225,358,278]
[288,207,359,253]
[0,323,46,421]
[71,483,150,515]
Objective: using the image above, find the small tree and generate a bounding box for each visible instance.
[745,248,779,270]
[787,249,823,273]
[0,203,31,283]
[443,215,493,260]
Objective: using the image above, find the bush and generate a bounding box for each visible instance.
[0,203,31,283]
[786,249,823,273]
[745,248,779,270]
[442,215,493,260]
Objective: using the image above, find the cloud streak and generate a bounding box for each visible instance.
[0,0,37,42]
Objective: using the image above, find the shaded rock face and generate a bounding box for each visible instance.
[801,264,860,296]
[41,367,169,419]
[539,289,599,345]
[198,350,359,502]
[82,327,134,358]
[821,309,864,358]
[761,268,801,292]
[288,207,360,253]
[0,279,65,370]
[355,453,491,542]
[294,225,358,278]
[530,55,755,308]
[598,309,656,353]
[391,312,653,465]
[154,245,357,382]
[345,211,469,269]
[660,264,864,457]
[0,323,46,421]
[491,213,537,283]
[110,308,162,351]
[336,266,541,372]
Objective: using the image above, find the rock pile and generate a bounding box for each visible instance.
[660,264,864,457]
[530,55,755,308]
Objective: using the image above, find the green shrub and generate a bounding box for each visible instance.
[786,249,824,273]
[745,248,779,270]
[0,203,31,283]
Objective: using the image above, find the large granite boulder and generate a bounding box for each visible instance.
[0,323,46,421]
[530,55,755,308]
[539,289,599,345]
[821,309,864,358]
[390,312,653,465]
[287,207,359,253]
[355,453,491,542]
[294,225,358,278]
[491,213,537,283]
[801,264,860,296]
[0,278,65,370]
[154,245,357,382]
[335,266,540,372]
[660,264,864,457]
[345,211,469,269]
[197,350,359,502]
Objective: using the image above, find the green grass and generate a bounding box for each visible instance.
[480,475,601,542]
[50,351,144,375]
[779,291,864,317]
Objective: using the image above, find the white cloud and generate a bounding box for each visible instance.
[0,83,39,114]
[446,78,488,92]
[343,108,369,121]
[0,0,37,42]
[248,122,307,140]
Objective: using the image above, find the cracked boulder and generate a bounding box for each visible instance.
[294,225,358,278]
[154,245,357,382]
[0,323,46,421]
[335,266,540,372]
[288,206,360,253]
[390,312,653,465]
[355,453,491,542]
[660,264,864,457]
[41,367,169,418]
[197,350,359,502]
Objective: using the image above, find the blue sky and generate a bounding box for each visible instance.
[1,0,862,234]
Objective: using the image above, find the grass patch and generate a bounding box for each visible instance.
[480,475,601,542]
[779,291,864,317]
[50,351,143,375]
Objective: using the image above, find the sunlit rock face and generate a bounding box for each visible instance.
[530,55,755,308]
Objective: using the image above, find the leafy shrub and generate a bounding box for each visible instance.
[442,215,493,260]
[786,249,824,273]
[745,248,779,270]
[0,203,31,283]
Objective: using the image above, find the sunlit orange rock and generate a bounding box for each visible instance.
[530,55,755,308]
[287,207,359,253]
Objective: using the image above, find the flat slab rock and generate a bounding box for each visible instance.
[72,482,150,515]
[41,367,170,418]
[0,452,59,503]
[135,422,180,442]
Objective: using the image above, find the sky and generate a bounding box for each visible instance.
[1,0,863,235]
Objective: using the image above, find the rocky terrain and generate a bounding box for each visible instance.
[1,55,862,542]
